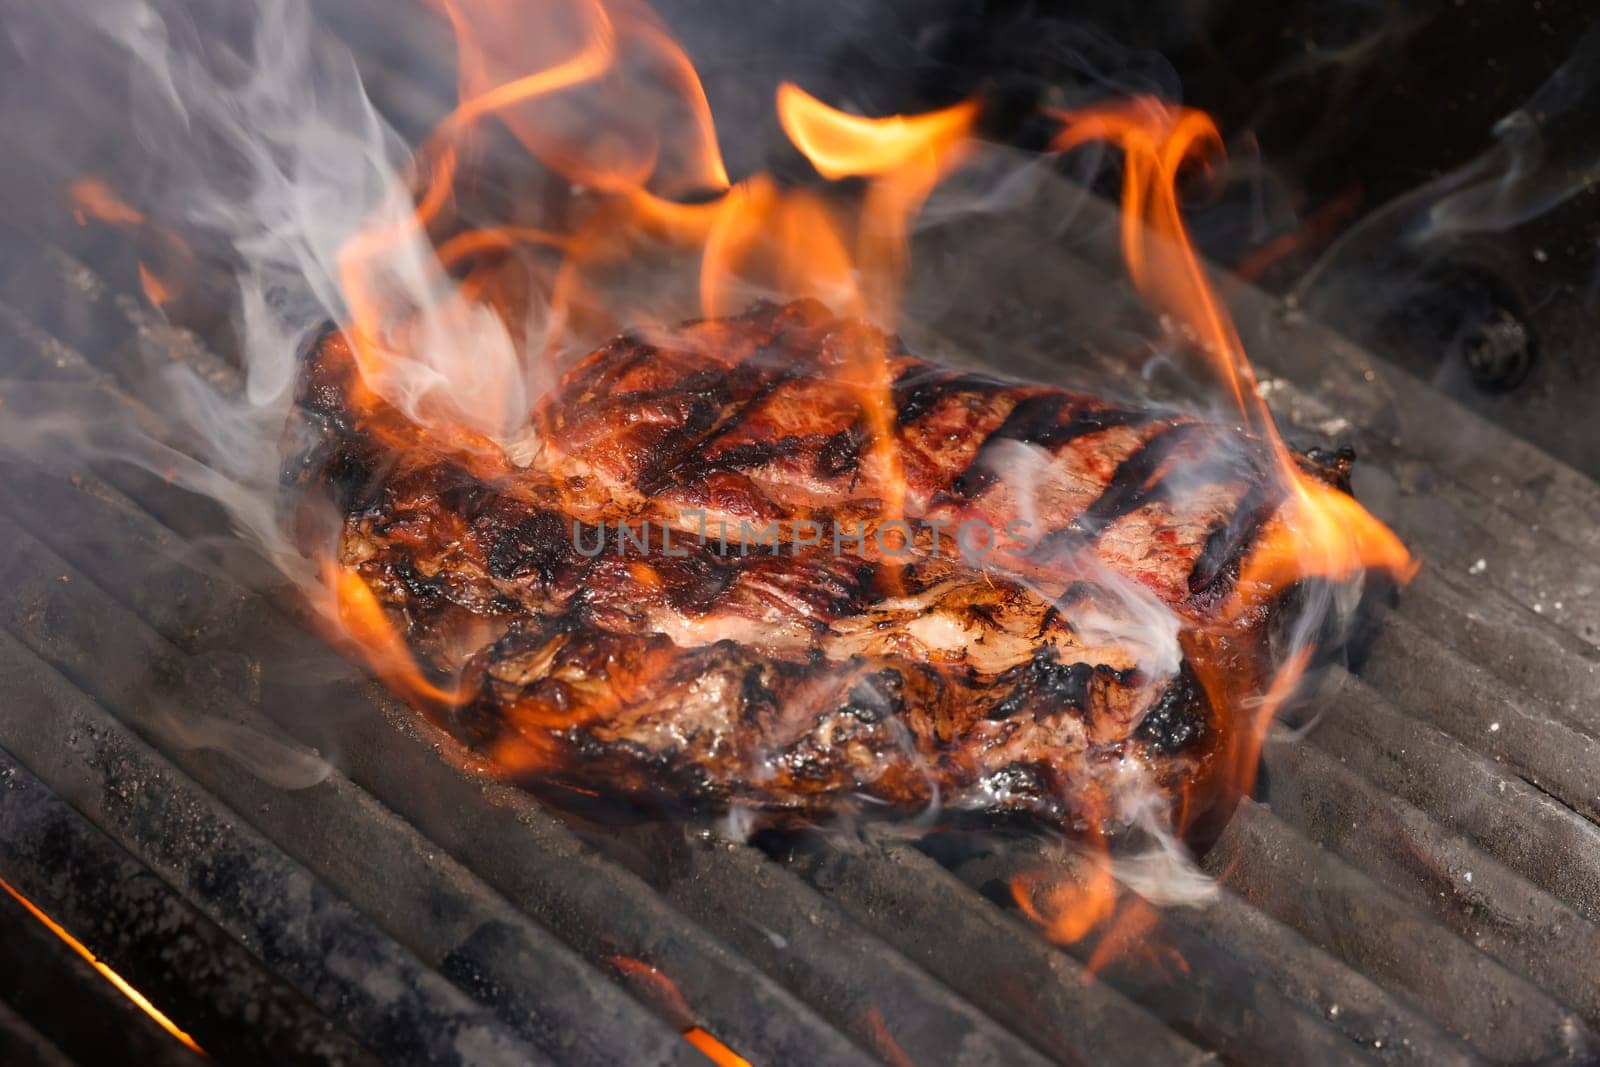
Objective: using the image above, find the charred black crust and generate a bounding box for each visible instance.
[979,762,1051,803]
[1298,445,1357,494]
[280,325,386,524]
[487,511,576,582]
[391,556,446,607]
[986,648,1136,721]
[1134,662,1210,755]
[739,666,782,726]
[841,668,906,724]
[815,423,865,478]
[438,474,498,522]
[291,323,357,424]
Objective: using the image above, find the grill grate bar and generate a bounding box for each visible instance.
[584,822,1057,1066]
[921,832,1397,1064]
[0,742,376,1066]
[1349,461,1600,644]
[770,833,1220,1067]
[1147,873,1481,1066]
[0,995,75,1067]
[0,522,694,1066]
[1356,610,1600,817]
[1397,567,1600,716]
[1263,733,1600,1029]
[1310,672,1600,923]
[0,629,543,1066]
[1204,799,1593,1062]
[0,849,205,1067]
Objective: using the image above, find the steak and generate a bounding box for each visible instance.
[288,299,1315,831]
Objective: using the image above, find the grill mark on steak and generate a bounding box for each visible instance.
[620,368,734,497]
[893,367,1012,427]
[1188,480,1279,597]
[1075,423,1220,535]
[950,397,1157,499]
[1030,422,1220,556]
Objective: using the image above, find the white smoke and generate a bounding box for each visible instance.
[0,0,551,576]
[1294,21,1600,306]
[976,436,1184,686]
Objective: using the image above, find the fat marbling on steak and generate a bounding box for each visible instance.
[288,299,1327,830]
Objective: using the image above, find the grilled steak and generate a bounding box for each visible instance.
[289,299,1312,830]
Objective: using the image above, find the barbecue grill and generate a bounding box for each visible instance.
[2,3,1599,1065]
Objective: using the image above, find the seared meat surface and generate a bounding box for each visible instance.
[289,300,1306,829]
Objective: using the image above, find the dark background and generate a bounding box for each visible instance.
[652,0,1600,479]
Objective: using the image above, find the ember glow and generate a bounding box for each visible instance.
[607,955,752,1066]
[0,875,207,1056]
[681,1026,753,1067]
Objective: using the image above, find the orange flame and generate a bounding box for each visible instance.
[0,875,207,1056]
[321,557,467,707]
[137,262,175,307]
[772,85,976,524]
[777,85,977,182]
[862,1004,917,1067]
[1048,98,1412,596]
[67,177,144,227]
[310,7,1412,970]
[1004,98,1414,960]
[1011,846,1118,946]
[1083,897,1188,980]
[67,178,194,309]
[1048,96,1412,724]
[332,1,978,524]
